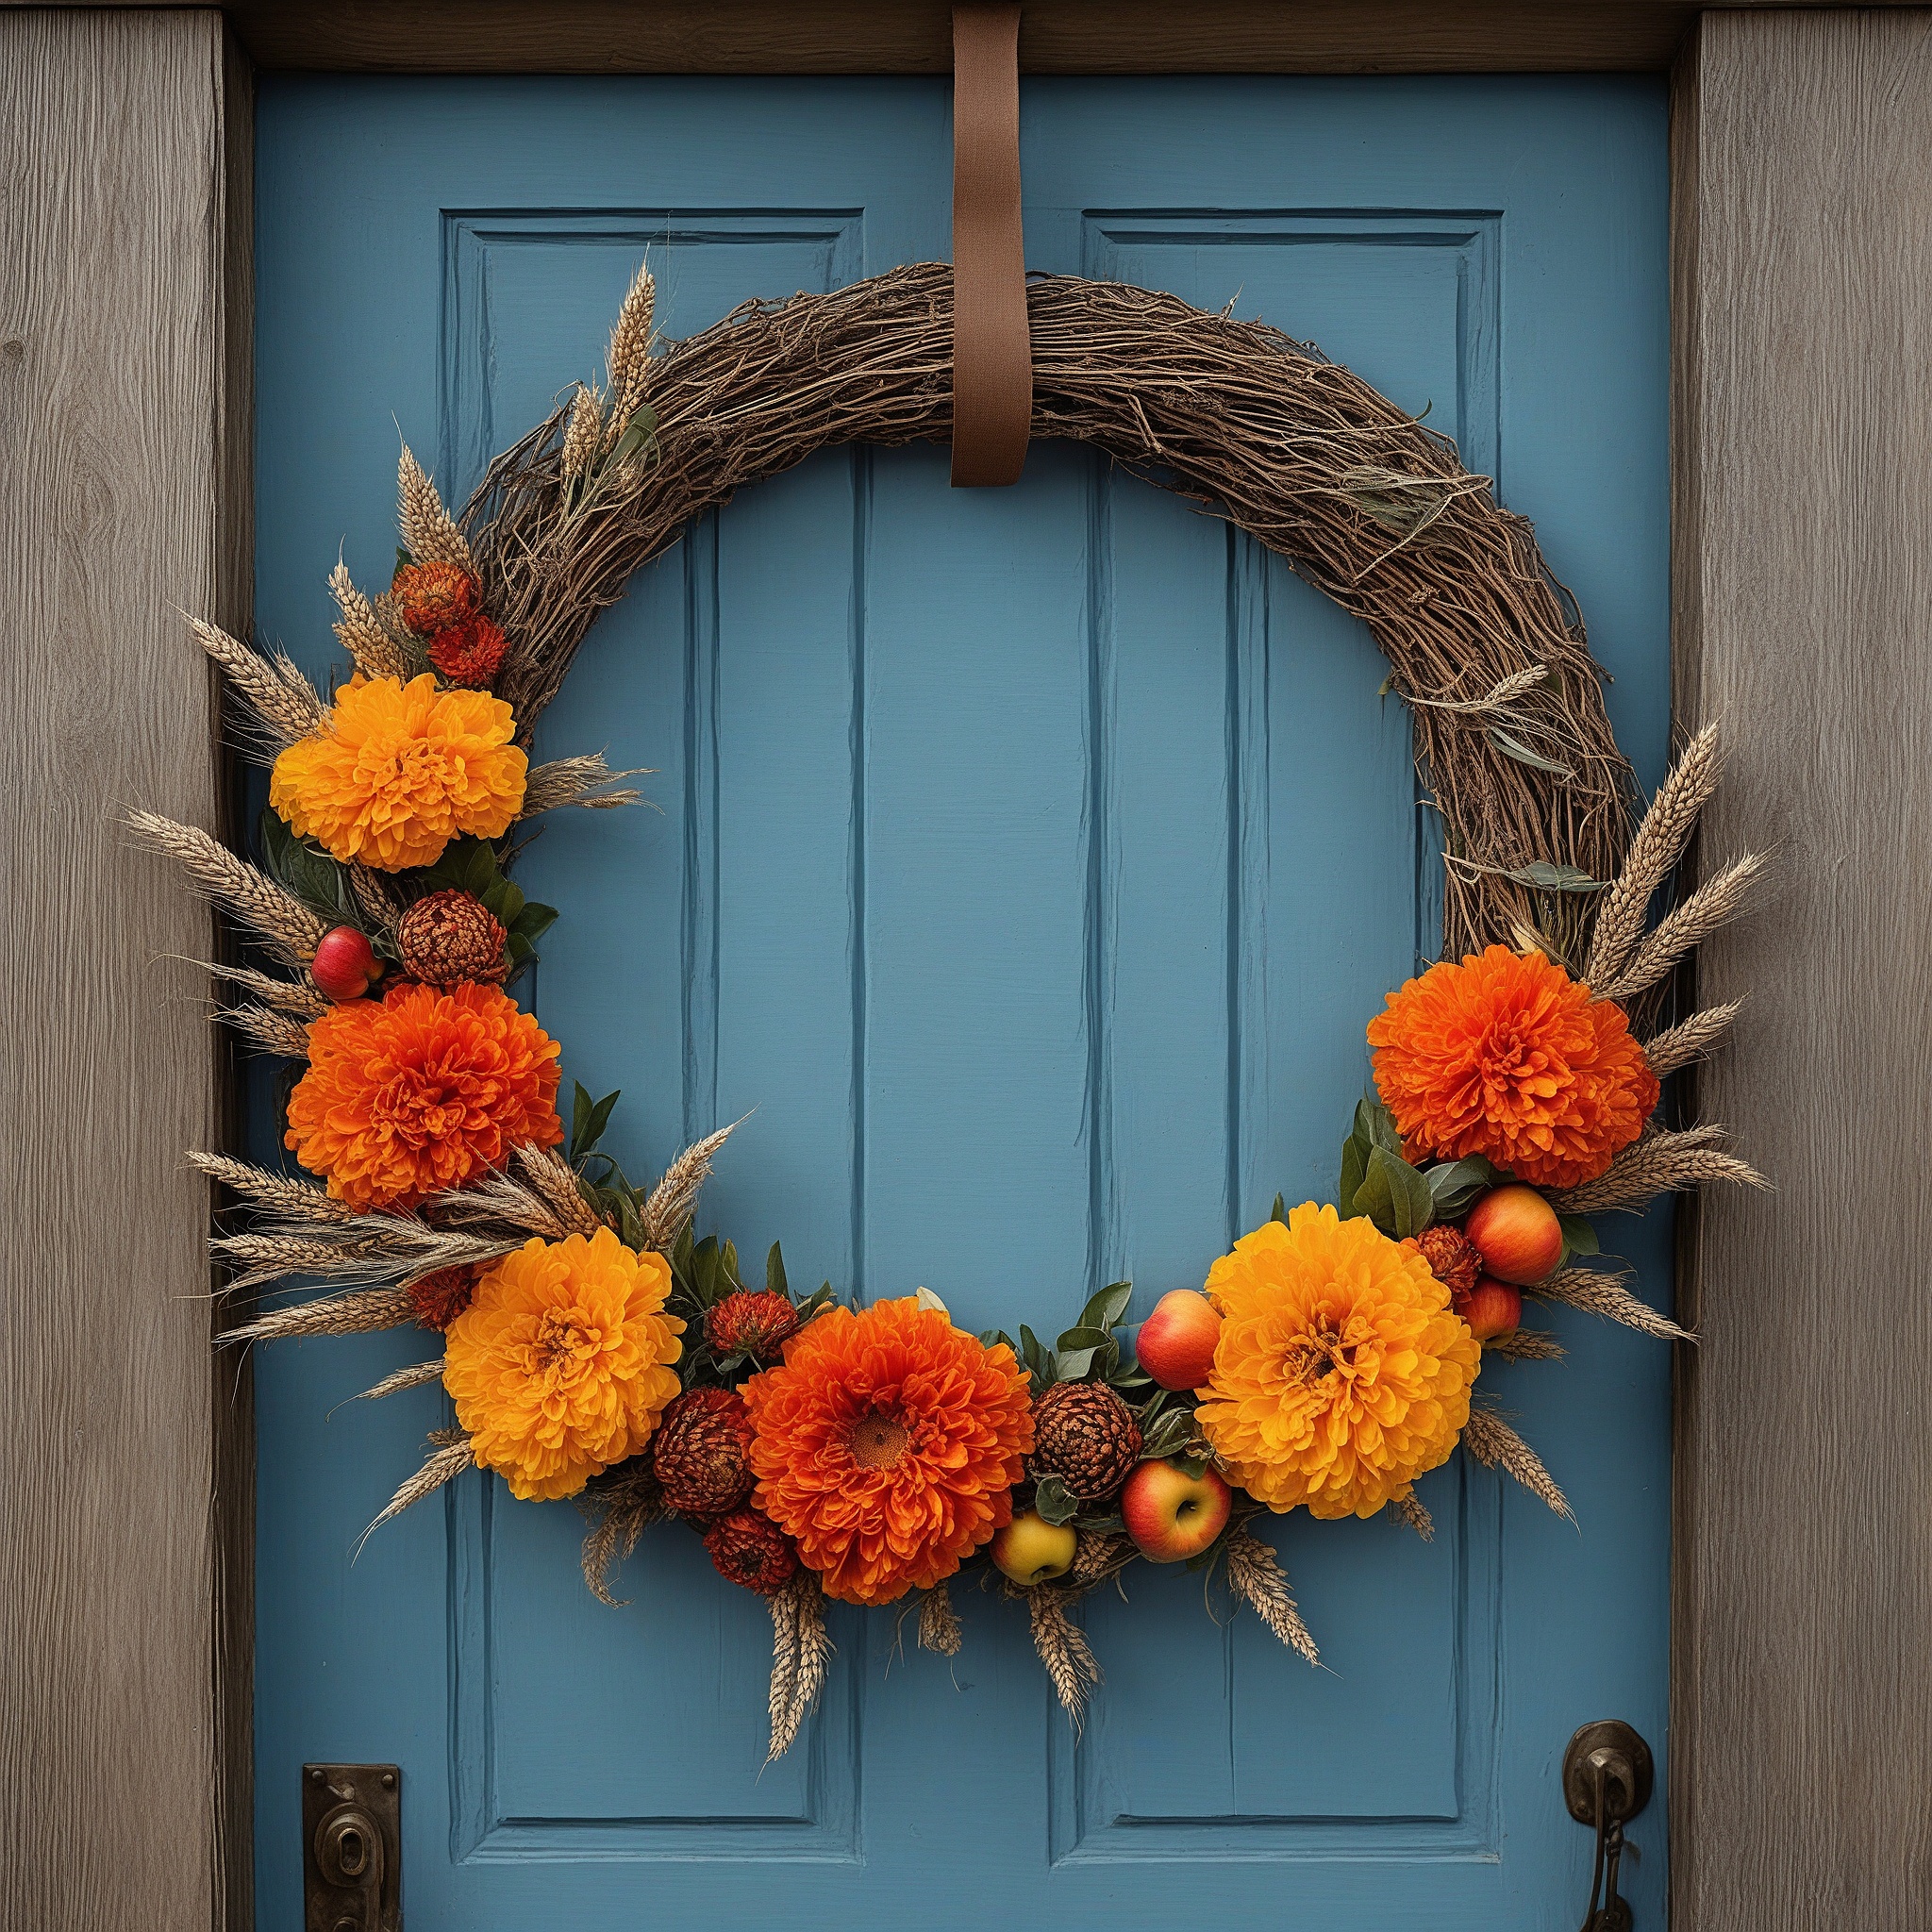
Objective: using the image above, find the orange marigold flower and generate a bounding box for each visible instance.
[1196,1204,1479,1521]
[284,981,562,1211]
[268,673,526,872]
[392,558,481,636]
[443,1229,685,1503]
[1366,945,1658,1189]
[741,1298,1034,1607]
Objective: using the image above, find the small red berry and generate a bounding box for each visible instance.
[310,925,379,1002]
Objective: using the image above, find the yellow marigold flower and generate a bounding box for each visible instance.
[1195,1204,1479,1520]
[269,672,526,872]
[443,1229,685,1503]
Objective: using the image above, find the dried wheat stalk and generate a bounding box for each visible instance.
[607,260,656,425]
[359,1433,475,1548]
[463,264,1638,955]
[917,1583,963,1657]
[1551,1126,1766,1215]
[577,1462,664,1607]
[766,1574,832,1763]
[432,1162,580,1240]
[766,1579,801,1750]
[191,617,328,745]
[1390,1491,1436,1541]
[126,810,325,965]
[642,1123,738,1251]
[1070,1530,1131,1587]
[189,960,329,1016]
[1533,1268,1693,1341]
[1027,1588,1103,1728]
[520,753,646,816]
[514,1142,603,1236]
[222,1002,311,1058]
[1462,1408,1573,1521]
[397,444,474,571]
[1484,1327,1566,1362]
[1596,852,1767,1004]
[211,1213,517,1291]
[561,386,604,480]
[225,1286,416,1341]
[1224,1528,1321,1665]
[352,1358,444,1403]
[1584,723,1724,987]
[1642,1001,1741,1078]
[329,560,415,681]
[188,1151,356,1222]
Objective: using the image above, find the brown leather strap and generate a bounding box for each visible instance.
[950,2,1030,487]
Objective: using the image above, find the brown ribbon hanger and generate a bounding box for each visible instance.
[950,2,1032,487]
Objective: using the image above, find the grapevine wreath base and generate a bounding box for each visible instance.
[137,263,1763,1759]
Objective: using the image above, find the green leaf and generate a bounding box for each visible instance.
[1355,1096,1404,1153]
[1271,1192,1287,1224]
[394,545,415,577]
[765,1241,789,1296]
[719,1240,741,1291]
[1557,1212,1601,1260]
[1505,859,1606,895]
[425,835,500,898]
[568,1085,620,1162]
[1353,1143,1436,1240]
[510,903,558,944]
[692,1235,722,1307]
[481,878,526,926]
[1056,1324,1113,1355]
[617,1194,645,1251]
[1339,1130,1369,1218]
[1486,724,1575,779]
[1055,1347,1100,1381]
[1078,1280,1134,1334]
[1425,1156,1502,1220]
[1140,1408,1197,1458]
[1033,1476,1079,1526]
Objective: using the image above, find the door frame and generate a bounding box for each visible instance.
[2,8,1919,1927]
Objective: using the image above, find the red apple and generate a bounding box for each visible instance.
[1121,1458,1232,1562]
[1463,1184,1563,1286]
[310,924,378,1002]
[1135,1289,1223,1391]
[991,1510,1077,1586]
[1455,1275,1524,1342]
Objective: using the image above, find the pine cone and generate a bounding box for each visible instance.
[652,1388,754,1516]
[703,1507,799,1595]
[392,559,480,636]
[705,1290,800,1360]
[1415,1224,1482,1300]
[408,1262,478,1332]
[426,612,508,690]
[1029,1380,1143,1502]
[397,889,508,987]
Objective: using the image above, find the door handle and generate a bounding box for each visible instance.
[1562,1721,1654,1932]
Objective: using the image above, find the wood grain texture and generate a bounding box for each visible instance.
[0,12,249,1931]
[1672,12,1932,1929]
[0,0,1797,75]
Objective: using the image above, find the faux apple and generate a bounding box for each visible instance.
[1455,1275,1524,1342]
[310,924,379,1002]
[991,1510,1077,1587]
[1135,1289,1223,1391]
[1463,1184,1562,1286]
[1121,1458,1232,1563]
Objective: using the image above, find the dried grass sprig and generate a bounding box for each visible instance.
[1484,1327,1566,1361]
[432,1162,580,1241]
[766,1573,831,1763]
[352,1358,444,1403]
[190,617,328,745]
[1224,1528,1321,1665]
[1026,1588,1102,1728]
[1534,1267,1693,1341]
[224,1286,416,1341]
[917,1584,963,1657]
[514,1142,603,1237]
[1462,1408,1573,1520]
[1596,852,1768,1004]
[561,386,605,480]
[1642,1001,1741,1078]
[607,260,656,425]
[520,754,647,817]
[125,810,325,965]
[358,1432,475,1550]
[1390,1491,1436,1541]
[1551,1126,1766,1215]
[1584,722,1724,986]
[642,1122,739,1251]
[397,444,474,572]
[185,960,329,1016]
[222,1002,312,1058]
[188,1151,356,1222]
[576,1462,664,1607]
[328,561,415,681]
[1070,1530,1131,1587]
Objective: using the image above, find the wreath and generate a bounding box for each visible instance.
[136,261,1764,1760]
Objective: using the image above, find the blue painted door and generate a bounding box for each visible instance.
[254,75,1671,1930]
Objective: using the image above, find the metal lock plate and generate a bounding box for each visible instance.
[303,1764,401,1932]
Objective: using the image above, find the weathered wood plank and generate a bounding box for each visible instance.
[1672,12,1932,1930]
[0,12,249,1930]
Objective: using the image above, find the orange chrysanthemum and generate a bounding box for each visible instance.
[1196,1205,1479,1520]
[741,1299,1034,1606]
[443,1229,684,1502]
[269,673,526,872]
[1366,945,1658,1189]
[284,981,562,1210]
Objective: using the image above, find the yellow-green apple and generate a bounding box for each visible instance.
[1463,1184,1562,1286]
[310,925,379,1002]
[1455,1274,1523,1342]
[1121,1458,1232,1562]
[991,1510,1077,1586]
[1135,1289,1223,1391]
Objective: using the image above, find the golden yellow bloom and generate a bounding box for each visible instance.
[442,1229,684,1502]
[1195,1204,1479,1520]
[269,673,526,871]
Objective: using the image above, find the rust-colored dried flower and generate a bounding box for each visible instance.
[408,1263,479,1332]
[652,1388,755,1516]
[702,1507,800,1595]
[1028,1380,1142,1501]
[1412,1224,1482,1301]
[392,559,481,637]
[397,889,508,987]
[705,1291,801,1361]
[426,613,508,690]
